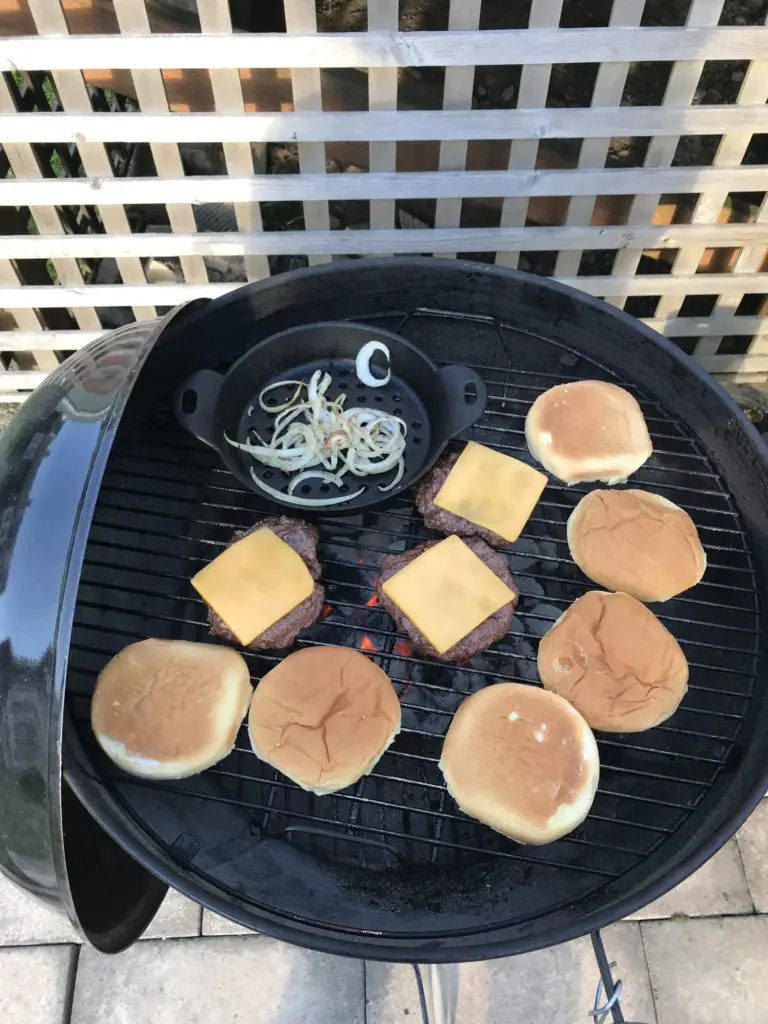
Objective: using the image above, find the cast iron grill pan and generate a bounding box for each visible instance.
[173,321,486,514]
[63,281,765,962]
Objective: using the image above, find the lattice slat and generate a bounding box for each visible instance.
[433,0,482,260]
[5,105,768,145]
[196,0,269,282]
[496,0,563,270]
[5,223,767,260]
[284,0,331,267]
[368,0,399,237]
[5,165,767,204]
[5,27,767,71]
[552,0,643,278]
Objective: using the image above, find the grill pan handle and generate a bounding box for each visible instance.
[174,369,224,448]
[439,364,487,436]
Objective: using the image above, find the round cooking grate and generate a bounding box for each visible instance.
[63,263,767,962]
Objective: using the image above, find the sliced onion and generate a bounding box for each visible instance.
[308,370,332,404]
[250,467,365,507]
[273,403,310,432]
[287,469,345,495]
[378,457,405,492]
[356,341,391,388]
[258,380,305,412]
[352,448,403,475]
[223,432,308,460]
[237,358,406,502]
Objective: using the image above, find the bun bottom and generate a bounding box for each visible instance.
[250,721,401,796]
[439,684,599,845]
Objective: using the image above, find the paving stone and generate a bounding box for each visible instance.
[626,840,752,919]
[0,873,200,945]
[643,917,768,1024]
[72,935,365,1024]
[366,923,655,1024]
[140,889,201,940]
[736,799,768,912]
[0,944,77,1024]
[0,871,78,946]
[201,909,253,936]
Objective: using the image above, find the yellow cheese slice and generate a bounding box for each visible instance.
[191,528,314,645]
[382,535,515,654]
[434,441,547,543]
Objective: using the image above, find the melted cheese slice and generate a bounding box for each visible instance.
[382,535,515,654]
[434,441,547,543]
[191,528,314,645]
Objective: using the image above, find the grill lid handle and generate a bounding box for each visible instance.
[174,369,224,448]
[439,365,487,436]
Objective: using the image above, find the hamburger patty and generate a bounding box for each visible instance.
[414,453,508,548]
[208,516,325,650]
[377,537,518,662]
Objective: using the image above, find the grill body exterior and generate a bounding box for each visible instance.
[3,260,768,960]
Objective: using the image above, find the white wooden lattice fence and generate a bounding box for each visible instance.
[1,0,768,402]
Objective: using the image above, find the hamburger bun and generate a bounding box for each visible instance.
[439,683,599,845]
[525,380,652,484]
[567,489,706,602]
[538,591,688,732]
[91,639,252,779]
[248,646,401,795]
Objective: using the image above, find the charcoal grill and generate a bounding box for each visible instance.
[2,259,768,967]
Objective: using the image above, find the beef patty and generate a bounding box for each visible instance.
[208,516,325,650]
[377,537,518,662]
[414,453,508,548]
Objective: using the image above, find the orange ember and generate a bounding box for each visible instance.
[322,603,334,619]
[360,634,378,653]
[393,639,415,658]
[366,594,379,608]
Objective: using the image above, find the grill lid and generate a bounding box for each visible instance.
[0,301,207,951]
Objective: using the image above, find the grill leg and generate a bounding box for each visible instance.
[590,931,625,1023]
[590,930,652,1024]
[416,963,459,1024]
[412,938,653,1024]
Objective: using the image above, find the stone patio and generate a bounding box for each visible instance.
[1,798,766,1023]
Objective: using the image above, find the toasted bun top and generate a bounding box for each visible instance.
[538,591,688,732]
[248,646,401,793]
[91,638,251,764]
[525,380,652,484]
[568,489,706,602]
[440,683,599,845]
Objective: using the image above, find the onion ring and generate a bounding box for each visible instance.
[377,457,405,492]
[258,380,305,412]
[355,342,391,388]
[287,469,345,494]
[250,467,365,507]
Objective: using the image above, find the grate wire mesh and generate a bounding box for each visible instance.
[66,308,760,923]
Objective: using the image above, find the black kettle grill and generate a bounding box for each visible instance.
[1,258,767,962]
